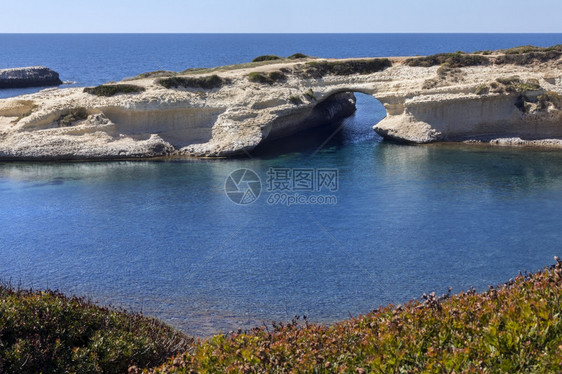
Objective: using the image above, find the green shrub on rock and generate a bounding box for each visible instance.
[495,77,543,93]
[58,107,88,126]
[158,75,225,90]
[494,45,562,65]
[288,53,309,59]
[300,58,392,78]
[405,52,490,68]
[495,51,562,65]
[248,71,286,85]
[136,70,176,79]
[252,55,282,63]
[304,88,316,101]
[83,84,145,97]
[288,95,303,105]
[474,84,489,95]
[537,91,561,110]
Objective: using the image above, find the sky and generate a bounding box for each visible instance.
[2,0,562,33]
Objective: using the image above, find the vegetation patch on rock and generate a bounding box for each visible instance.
[474,84,490,95]
[299,58,392,78]
[495,51,562,65]
[303,88,316,101]
[494,76,542,94]
[287,53,309,59]
[288,95,303,105]
[84,84,145,97]
[57,107,88,127]
[252,55,282,63]
[248,71,287,85]
[515,89,559,114]
[472,45,562,65]
[405,52,490,68]
[537,91,561,110]
[474,77,547,113]
[135,70,176,79]
[0,283,192,374]
[158,75,226,90]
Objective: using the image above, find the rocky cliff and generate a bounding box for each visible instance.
[0,67,62,89]
[0,48,560,160]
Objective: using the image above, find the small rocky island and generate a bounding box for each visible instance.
[0,46,560,160]
[0,66,62,89]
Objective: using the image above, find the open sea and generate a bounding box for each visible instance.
[1,34,562,336]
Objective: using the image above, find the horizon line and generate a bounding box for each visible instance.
[1,32,562,35]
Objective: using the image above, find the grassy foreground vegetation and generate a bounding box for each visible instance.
[0,284,192,373]
[2,261,561,373]
[152,259,562,373]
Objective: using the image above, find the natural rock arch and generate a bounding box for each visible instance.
[0,54,561,160]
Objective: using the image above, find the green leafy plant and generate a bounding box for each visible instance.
[83,84,145,97]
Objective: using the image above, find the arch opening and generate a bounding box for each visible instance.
[252,92,387,157]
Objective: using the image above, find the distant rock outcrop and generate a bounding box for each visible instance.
[0,66,62,89]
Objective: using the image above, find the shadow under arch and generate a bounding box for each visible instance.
[251,91,388,157]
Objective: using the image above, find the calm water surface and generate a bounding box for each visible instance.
[1,34,562,336]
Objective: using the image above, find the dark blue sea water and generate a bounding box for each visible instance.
[1,34,562,336]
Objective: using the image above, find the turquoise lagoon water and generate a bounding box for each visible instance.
[1,34,562,336]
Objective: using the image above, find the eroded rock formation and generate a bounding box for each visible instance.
[0,51,560,160]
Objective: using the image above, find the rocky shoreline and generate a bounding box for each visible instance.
[0,47,560,160]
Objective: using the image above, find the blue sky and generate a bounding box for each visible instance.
[3,0,562,33]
